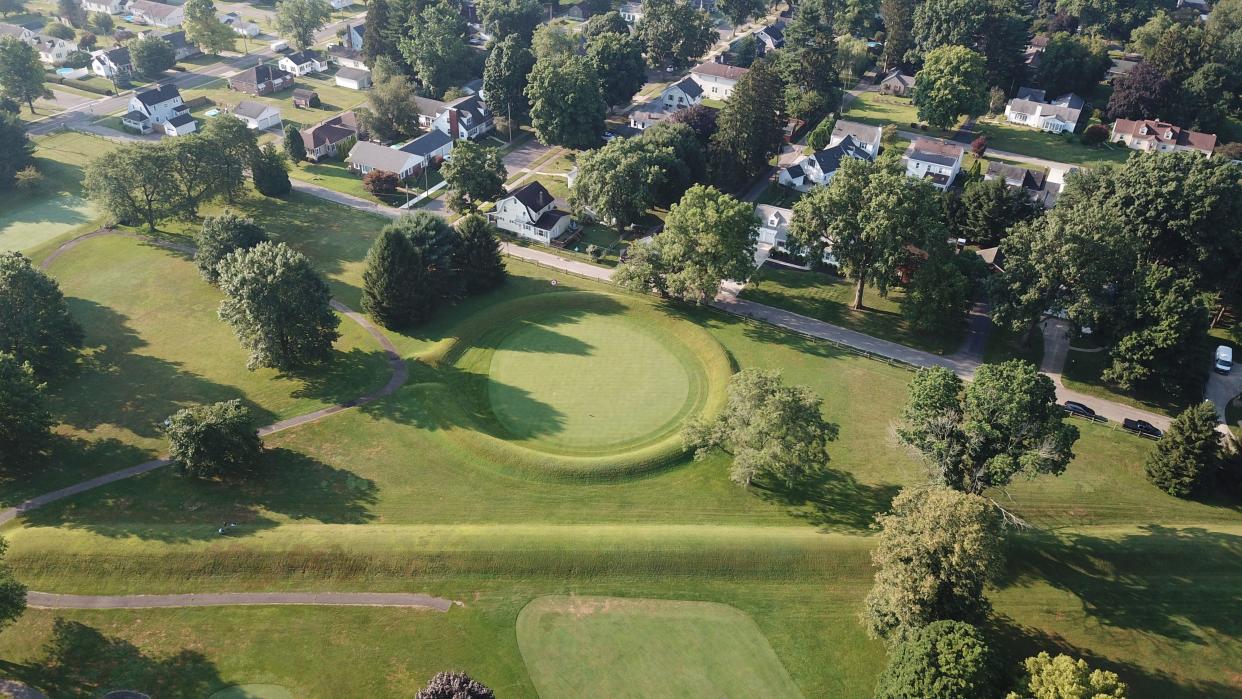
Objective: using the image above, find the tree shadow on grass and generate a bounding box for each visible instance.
[997,526,1242,644]
[48,299,278,439]
[282,346,393,405]
[0,618,225,699]
[20,447,377,542]
[0,435,153,508]
[988,614,1242,698]
[755,469,900,532]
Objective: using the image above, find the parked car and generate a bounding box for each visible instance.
[1215,345,1233,374]
[1122,418,1162,438]
[1063,401,1105,422]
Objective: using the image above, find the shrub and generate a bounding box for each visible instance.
[874,621,997,699]
[363,170,399,196]
[970,135,987,157]
[14,165,42,192]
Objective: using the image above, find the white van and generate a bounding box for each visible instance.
[270,40,289,52]
[1216,345,1233,374]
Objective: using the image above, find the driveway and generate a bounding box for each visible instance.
[1206,368,1242,433]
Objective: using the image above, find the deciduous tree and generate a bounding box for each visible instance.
[86,144,179,230]
[586,31,647,108]
[363,60,423,142]
[0,37,48,113]
[400,0,471,98]
[1005,653,1127,699]
[1145,402,1220,498]
[129,35,175,76]
[0,251,83,375]
[478,0,542,43]
[718,0,765,29]
[1035,32,1110,98]
[0,352,53,467]
[684,368,835,487]
[635,0,716,68]
[570,136,668,231]
[416,672,494,699]
[1106,62,1174,120]
[583,10,629,38]
[913,45,988,128]
[58,0,86,27]
[0,110,33,189]
[874,621,998,699]
[274,0,332,50]
[216,241,341,370]
[194,213,268,285]
[862,487,1003,639]
[483,34,535,120]
[441,140,507,213]
[183,0,237,54]
[166,399,263,479]
[0,538,25,634]
[525,54,605,149]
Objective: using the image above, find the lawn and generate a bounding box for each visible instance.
[738,264,964,355]
[179,74,366,130]
[844,93,960,139]
[1061,343,1208,417]
[3,192,1242,698]
[516,595,803,699]
[974,117,1132,167]
[0,131,115,253]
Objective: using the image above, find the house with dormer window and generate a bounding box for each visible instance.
[778,135,875,191]
[489,181,572,243]
[1110,118,1216,156]
[1004,87,1084,134]
[121,83,194,135]
[903,137,963,190]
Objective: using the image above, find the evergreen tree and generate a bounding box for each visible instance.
[194,213,268,285]
[1145,402,1220,498]
[483,34,535,121]
[0,111,33,189]
[0,538,25,634]
[251,144,291,197]
[361,227,421,328]
[874,621,998,699]
[453,214,506,295]
[362,0,396,66]
[283,123,306,162]
[709,58,784,190]
[0,352,53,468]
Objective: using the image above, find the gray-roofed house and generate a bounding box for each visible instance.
[828,119,882,157]
[292,88,320,108]
[433,94,493,140]
[90,46,131,78]
[127,0,184,27]
[659,76,702,110]
[1003,88,1084,133]
[121,83,189,134]
[690,61,750,100]
[754,24,784,53]
[278,49,328,76]
[489,181,573,243]
[414,96,447,129]
[328,44,368,70]
[232,100,282,130]
[347,141,423,180]
[629,101,668,130]
[755,204,793,248]
[903,137,963,190]
[399,129,454,172]
[229,64,293,96]
[778,135,875,191]
[157,30,200,60]
[163,111,197,136]
[335,66,372,90]
[1107,58,1138,81]
[300,111,359,160]
[985,161,1060,208]
[878,68,916,97]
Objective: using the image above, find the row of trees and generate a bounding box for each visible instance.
[85,116,290,231]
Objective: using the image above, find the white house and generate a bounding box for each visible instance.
[163,112,197,136]
[82,0,126,14]
[618,2,643,22]
[690,61,749,100]
[489,181,572,243]
[218,12,260,36]
[121,83,189,134]
[903,137,963,190]
[345,22,364,49]
[328,44,368,70]
[1110,118,1216,156]
[659,76,703,110]
[278,49,327,76]
[127,0,184,27]
[1003,87,1084,134]
[334,66,371,90]
[828,120,882,157]
[432,94,493,140]
[778,135,874,191]
[755,204,792,248]
[348,141,424,180]
[0,23,75,64]
[753,24,784,53]
[399,129,454,173]
[90,46,132,78]
[629,101,668,130]
[232,100,282,130]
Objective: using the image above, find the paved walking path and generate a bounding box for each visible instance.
[27,591,454,612]
[0,228,409,526]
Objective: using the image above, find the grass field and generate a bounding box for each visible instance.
[1061,344,1206,418]
[516,596,803,699]
[739,264,964,355]
[0,132,115,253]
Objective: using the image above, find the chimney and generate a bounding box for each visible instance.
[448,108,459,142]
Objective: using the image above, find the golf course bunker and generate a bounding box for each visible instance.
[517,595,802,699]
[432,291,733,479]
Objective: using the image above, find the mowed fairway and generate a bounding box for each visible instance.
[489,311,694,452]
[517,596,803,699]
[0,132,114,253]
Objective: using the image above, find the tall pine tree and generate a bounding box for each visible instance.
[453,214,506,294]
[1145,402,1221,497]
[361,227,422,329]
[709,58,785,190]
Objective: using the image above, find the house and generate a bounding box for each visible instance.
[121,82,188,133]
[399,129,454,173]
[629,101,668,130]
[903,137,963,190]
[878,68,916,97]
[565,2,594,20]
[163,112,197,136]
[778,135,875,191]
[300,111,359,160]
[229,64,294,96]
[218,12,260,37]
[82,0,126,14]
[690,61,749,100]
[490,181,572,243]
[327,44,368,70]
[462,78,484,97]
[619,2,643,22]
[127,0,184,27]
[659,76,703,110]
[233,100,282,130]
[755,204,792,248]
[278,49,327,76]
[985,161,1060,208]
[334,66,371,90]
[345,23,364,50]
[828,120,882,157]
[1003,87,1084,133]
[90,46,132,78]
[414,96,446,129]
[754,24,784,53]
[347,141,424,180]
[0,23,75,64]
[1107,58,1138,82]
[432,94,493,140]
[1110,118,1216,156]
[292,88,320,108]
[157,30,200,60]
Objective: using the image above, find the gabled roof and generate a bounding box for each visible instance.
[691,61,749,81]
[159,30,190,50]
[830,119,881,146]
[283,49,321,65]
[668,76,702,98]
[986,161,1046,190]
[509,181,555,212]
[445,93,489,122]
[880,68,915,88]
[292,87,318,99]
[122,109,148,123]
[757,24,783,42]
[133,83,181,107]
[233,64,292,84]
[1016,86,1045,101]
[414,95,447,118]
[349,141,418,173]
[166,112,195,127]
[906,137,963,166]
[1112,118,1216,153]
[399,129,452,157]
[301,111,358,149]
[328,44,363,61]
[533,209,568,230]
[233,99,278,120]
[755,204,792,229]
[810,135,874,173]
[98,46,131,65]
[129,0,180,20]
[463,78,484,94]
[336,66,370,82]
[784,163,804,180]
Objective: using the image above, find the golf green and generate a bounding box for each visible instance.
[488,312,693,452]
[517,595,803,699]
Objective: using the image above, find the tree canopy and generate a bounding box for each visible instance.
[635,0,716,68]
[400,0,472,98]
[0,352,53,468]
[1145,402,1221,498]
[586,31,647,108]
[166,399,264,479]
[709,58,784,190]
[1005,653,1127,699]
[441,140,507,213]
[183,0,236,53]
[483,34,535,120]
[453,214,507,295]
[194,214,269,285]
[0,110,33,189]
[0,37,47,113]
[0,251,83,375]
[874,620,998,699]
[274,0,332,50]
[913,45,989,128]
[525,54,605,149]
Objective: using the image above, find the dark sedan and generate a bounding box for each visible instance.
[1063,401,1106,422]
[1122,418,1163,438]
